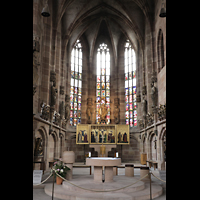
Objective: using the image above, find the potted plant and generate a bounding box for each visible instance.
[51,158,70,185]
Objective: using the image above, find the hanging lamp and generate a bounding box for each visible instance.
[159,1,166,18]
[41,0,50,17]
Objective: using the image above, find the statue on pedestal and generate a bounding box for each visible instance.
[151,81,157,108]
[40,102,50,121]
[34,137,43,156]
[51,81,57,107]
[65,95,70,122]
[142,96,147,120]
[86,98,93,124]
[54,112,61,126]
[114,98,120,124]
[98,104,108,124]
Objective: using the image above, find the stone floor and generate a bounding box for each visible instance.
[33,163,166,200]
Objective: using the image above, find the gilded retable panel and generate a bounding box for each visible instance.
[76,124,129,145]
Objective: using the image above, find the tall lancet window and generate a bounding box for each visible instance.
[70,40,82,126]
[124,40,137,127]
[96,43,110,124]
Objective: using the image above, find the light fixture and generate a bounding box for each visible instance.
[159,1,166,18]
[41,0,50,17]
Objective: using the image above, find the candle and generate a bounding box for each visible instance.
[89,152,91,157]
[116,152,118,157]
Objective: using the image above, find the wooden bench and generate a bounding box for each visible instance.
[146,160,158,170]
[117,165,144,169]
[116,164,146,175]
[73,164,92,175]
[72,164,145,176]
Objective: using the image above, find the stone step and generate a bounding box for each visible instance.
[62,175,145,193]
[44,180,163,200]
[158,170,166,181]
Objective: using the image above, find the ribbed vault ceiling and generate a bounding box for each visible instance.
[54,0,155,62]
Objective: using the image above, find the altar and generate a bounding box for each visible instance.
[86,157,121,182]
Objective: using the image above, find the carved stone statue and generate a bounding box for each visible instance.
[158,103,166,121]
[138,119,144,130]
[54,112,61,126]
[86,98,93,123]
[142,96,147,119]
[51,81,57,106]
[147,112,154,126]
[40,102,50,121]
[114,98,120,124]
[151,81,157,108]
[65,95,70,122]
[34,137,43,156]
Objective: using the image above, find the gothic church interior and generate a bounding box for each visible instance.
[33,0,166,174]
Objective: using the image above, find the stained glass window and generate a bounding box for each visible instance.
[96,43,110,124]
[70,40,82,126]
[124,40,137,127]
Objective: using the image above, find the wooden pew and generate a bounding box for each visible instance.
[146,160,158,170]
